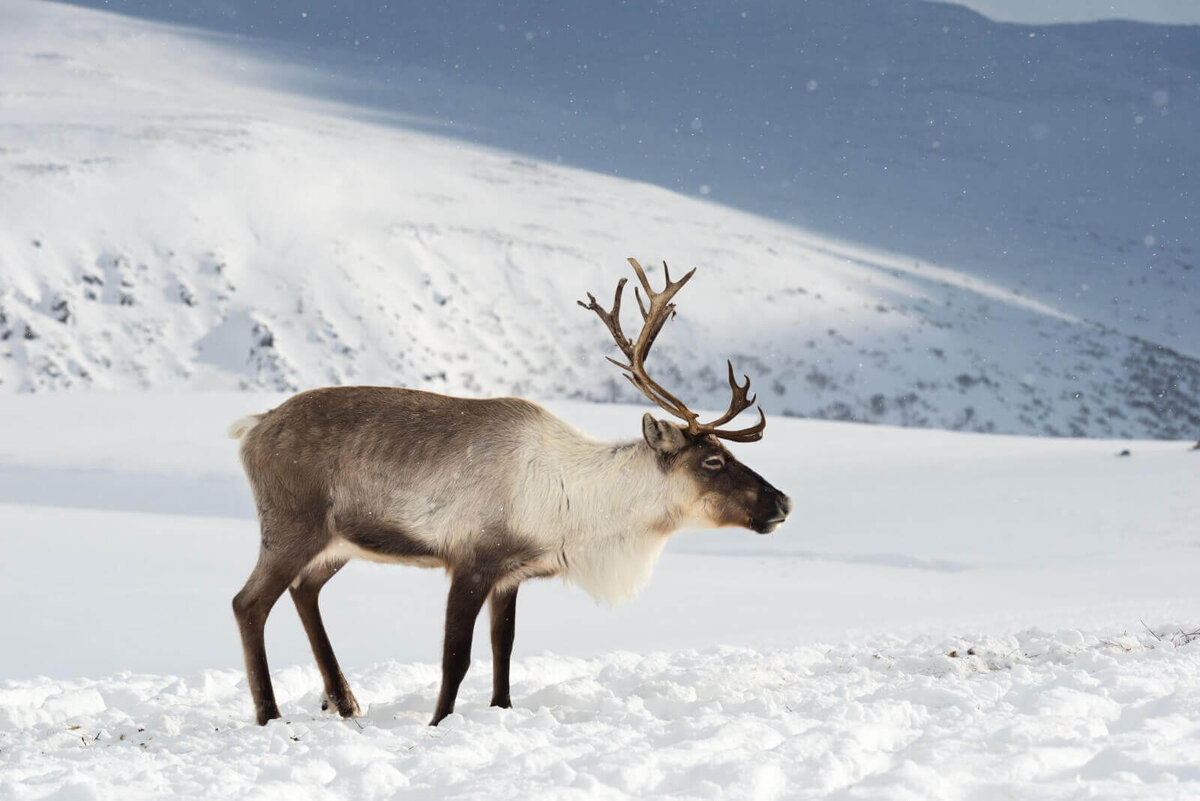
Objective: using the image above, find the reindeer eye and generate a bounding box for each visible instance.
[702,456,725,471]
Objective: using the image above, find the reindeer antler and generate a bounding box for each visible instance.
[578,258,767,443]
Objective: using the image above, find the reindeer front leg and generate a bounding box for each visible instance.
[430,566,496,725]
[488,584,519,708]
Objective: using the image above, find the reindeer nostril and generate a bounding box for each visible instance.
[776,495,792,517]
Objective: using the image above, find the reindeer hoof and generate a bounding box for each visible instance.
[324,691,361,718]
[255,706,282,726]
[340,697,362,718]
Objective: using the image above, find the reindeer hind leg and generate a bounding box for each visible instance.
[233,515,329,725]
[289,556,361,718]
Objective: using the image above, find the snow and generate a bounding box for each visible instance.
[3,0,1198,437]
[6,632,1200,800]
[2,393,1199,798]
[3,0,1200,796]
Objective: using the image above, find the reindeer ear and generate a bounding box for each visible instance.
[642,413,687,455]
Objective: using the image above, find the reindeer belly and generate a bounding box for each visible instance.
[327,513,447,568]
[309,534,446,571]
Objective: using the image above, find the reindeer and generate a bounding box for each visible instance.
[228,259,792,726]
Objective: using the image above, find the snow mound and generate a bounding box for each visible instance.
[3,629,1199,800]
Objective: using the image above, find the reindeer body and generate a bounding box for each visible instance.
[230,261,791,727]
[238,386,679,606]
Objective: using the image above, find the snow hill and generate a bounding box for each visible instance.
[2,393,1199,798]
[2,0,1198,437]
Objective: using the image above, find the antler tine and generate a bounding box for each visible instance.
[627,257,654,296]
[580,258,766,443]
[698,361,758,429]
[706,407,767,442]
[579,268,693,423]
[626,259,695,358]
[630,261,678,321]
[577,277,634,363]
[621,259,697,423]
[627,258,693,301]
[684,361,766,442]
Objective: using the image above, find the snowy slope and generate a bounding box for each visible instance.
[2,393,1199,798]
[51,0,1200,348]
[2,0,1198,439]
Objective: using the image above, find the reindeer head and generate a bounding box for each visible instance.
[580,259,792,534]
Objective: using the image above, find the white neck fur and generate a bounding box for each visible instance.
[510,421,690,604]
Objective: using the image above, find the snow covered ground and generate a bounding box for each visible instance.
[2,393,1199,798]
[7,631,1200,800]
